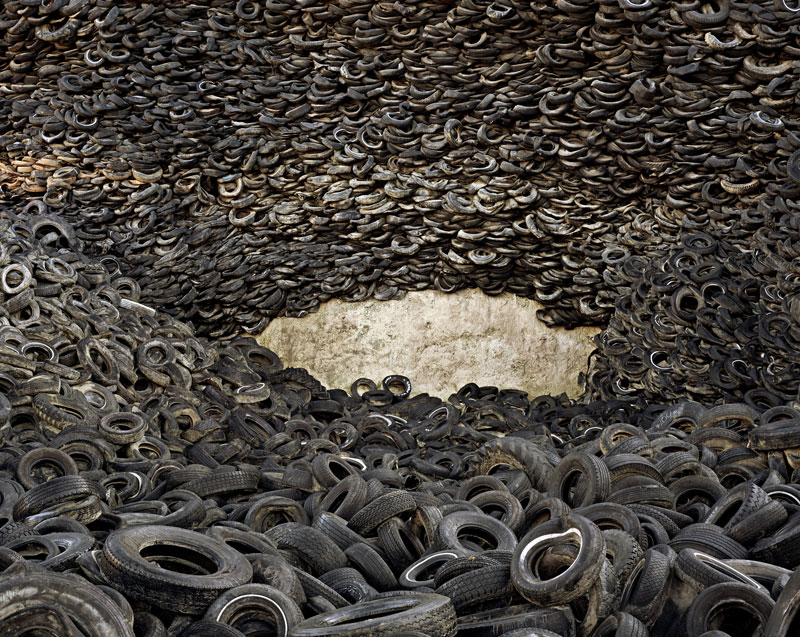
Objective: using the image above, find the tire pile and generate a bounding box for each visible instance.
[583,228,800,405]
[3,209,800,636]
[2,0,800,338]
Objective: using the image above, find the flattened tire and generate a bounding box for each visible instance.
[455,604,576,637]
[288,592,456,637]
[99,525,253,613]
[12,475,102,521]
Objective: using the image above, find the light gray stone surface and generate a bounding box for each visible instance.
[257,290,601,398]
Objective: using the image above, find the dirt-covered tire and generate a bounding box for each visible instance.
[455,604,576,637]
[467,437,554,491]
[0,563,134,636]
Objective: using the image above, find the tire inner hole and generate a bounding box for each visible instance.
[457,525,499,551]
[139,545,218,575]
[29,459,64,483]
[707,602,764,637]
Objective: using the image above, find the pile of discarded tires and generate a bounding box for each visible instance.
[3,0,800,337]
[584,228,800,406]
[2,208,800,636]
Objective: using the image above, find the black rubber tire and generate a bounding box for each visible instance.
[205,525,278,557]
[134,612,168,637]
[293,568,349,609]
[12,475,102,521]
[603,529,645,602]
[311,454,360,488]
[455,604,576,637]
[435,510,518,554]
[203,583,304,637]
[670,522,749,560]
[344,542,398,592]
[315,474,368,520]
[574,503,642,540]
[548,452,611,508]
[245,496,309,531]
[648,402,705,432]
[288,591,457,637]
[681,582,773,637]
[752,512,800,569]
[725,500,788,547]
[722,558,792,592]
[400,549,463,589]
[511,514,605,605]
[99,412,147,445]
[591,611,648,637]
[621,545,674,625]
[313,512,367,550]
[347,490,417,536]
[276,525,348,576]
[183,470,259,498]
[749,418,800,451]
[670,476,727,513]
[6,531,94,572]
[99,525,253,613]
[674,549,770,596]
[0,565,134,636]
[180,620,246,636]
[377,516,425,571]
[433,554,502,589]
[525,496,571,530]
[697,404,758,430]
[764,560,800,635]
[318,567,378,603]
[609,483,677,509]
[468,489,525,535]
[0,518,39,546]
[605,454,664,485]
[703,482,769,530]
[16,447,79,490]
[250,553,306,605]
[434,562,512,612]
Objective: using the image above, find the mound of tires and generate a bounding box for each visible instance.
[3,210,800,636]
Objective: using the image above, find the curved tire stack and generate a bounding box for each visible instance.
[1,1,800,340]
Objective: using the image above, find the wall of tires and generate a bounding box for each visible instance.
[3,0,800,635]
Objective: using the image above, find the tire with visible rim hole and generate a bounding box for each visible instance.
[511,514,605,605]
[98,525,253,613]
[203,583,303,637]
[680,582,773,637]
